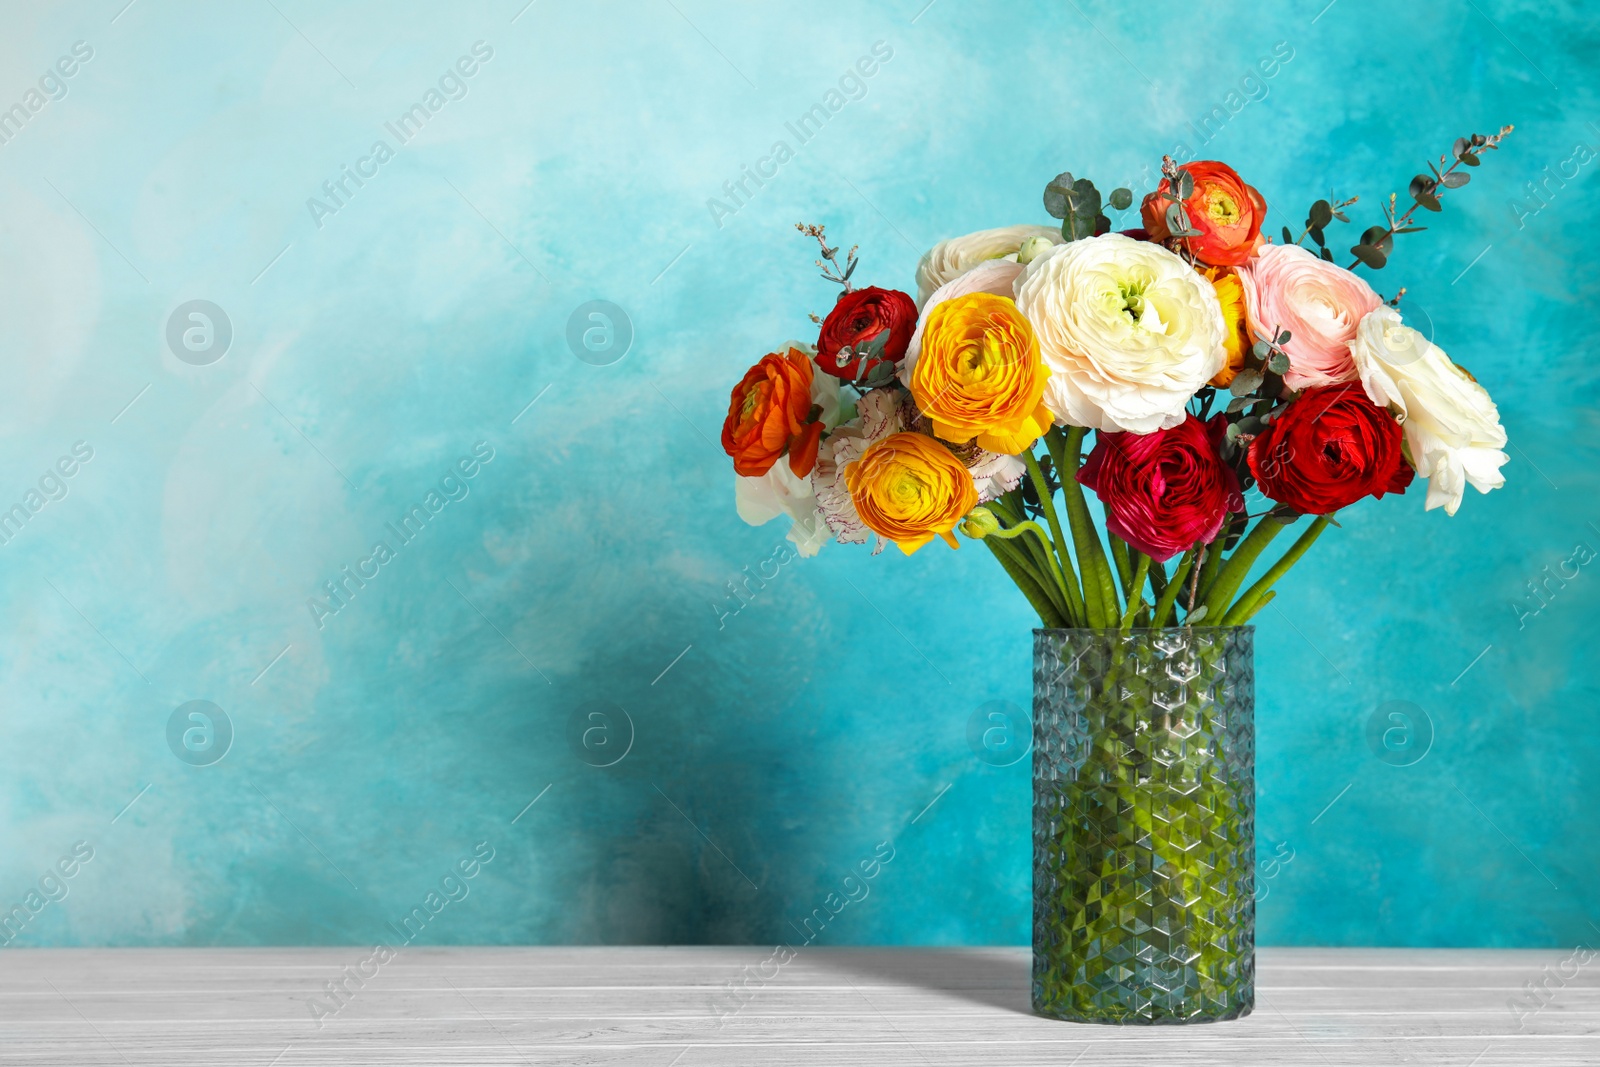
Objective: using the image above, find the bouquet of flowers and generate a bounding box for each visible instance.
[721,131,1513,629]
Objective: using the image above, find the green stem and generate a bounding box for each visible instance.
[1021,448,1082,624]
[1194,531,1226,606]
[1109,534,1134,603]
[1220,515,1332,625]
[991,526,1066,619]
[1147,555,1169,614]
[1118,555,1152,631]
[1054,427,1119,628]
[989,520,1075,622]
[1235,589,1277,624]
[1000,491,1084,627]
[1151,547,1195,627]
[990,496,1079,626]
[1200,518,1288,620]
[985,539,1067,628]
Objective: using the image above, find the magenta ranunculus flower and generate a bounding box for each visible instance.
[1237,242,1382,391]
[1076,414,1244,562]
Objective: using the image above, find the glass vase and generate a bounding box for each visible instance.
[1032,627,1255,1024]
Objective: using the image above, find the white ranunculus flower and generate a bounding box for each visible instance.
[915,225,1063,306]
[898,258,1027,387]
[1014,234,1227,433]
[735,462,830,556]
[1350,306,1508,516]
[732,343,840,556]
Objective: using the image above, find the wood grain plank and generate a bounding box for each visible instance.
[0,947,1594,1066]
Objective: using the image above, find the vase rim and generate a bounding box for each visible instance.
[1031,625,1255,634]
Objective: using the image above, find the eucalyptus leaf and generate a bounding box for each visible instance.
[1062,214,1094,241]
[1185,605,1209,624]
[1394,225,1428,234]
[1072,179,1103,217]
[1177,170,1195,199]
[1267,352,1290,374]
[1320,247,1334,262]
[1227,395,1254,413]
[1440,171,1470,189]
[1229,369,1265,397]
[1309,199,1333,228]
[1281,225,1294,245]
[1453,136,1469,160]
[1351,244,1388,269]
[1409,174,1435,198]
[1276,329,1291,344]
[1462,152,1481,166]
[1308,226,1325,247]
[1109,187,1133,211]
[1414,191,1442,211]
[1043,172,1076,219]
[1252,340,1272,360]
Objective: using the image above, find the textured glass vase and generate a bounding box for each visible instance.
[1032,627,1255,1024]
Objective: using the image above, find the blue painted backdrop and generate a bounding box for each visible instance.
[0,0,1595,950]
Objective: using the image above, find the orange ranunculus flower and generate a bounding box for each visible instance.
[1206,266,1253,387]
[1141,160,1266,268]
[844,432,979,555]
[910,292,1054,455]
[721,346,824,478]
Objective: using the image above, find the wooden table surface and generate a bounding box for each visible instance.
[0,946,1595,1065]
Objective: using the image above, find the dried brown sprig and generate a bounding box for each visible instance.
[795,222,858,292]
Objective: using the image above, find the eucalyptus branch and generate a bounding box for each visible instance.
[1347,125,1513,271]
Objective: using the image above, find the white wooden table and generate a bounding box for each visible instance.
[1,947,1594,1065]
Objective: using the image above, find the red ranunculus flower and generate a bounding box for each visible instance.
[1140,160,1266,268]
[1077,413,1244,562]
[1248,382,1414,514]
[816,286,917,378]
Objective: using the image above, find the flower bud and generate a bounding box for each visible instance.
[1016,236,1054,265]
[959,506,1001,539]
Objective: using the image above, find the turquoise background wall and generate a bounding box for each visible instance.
[0,0,1596,950]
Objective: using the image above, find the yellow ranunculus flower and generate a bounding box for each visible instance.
[910,292,1053,455]
[844,432,979,555]
[1206,266,1252,388]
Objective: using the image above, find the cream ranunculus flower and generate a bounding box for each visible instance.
[915,225,1063,306]
[735,462,830,556]
[1014,234,1227,433]
[1350,306,1508,515]
[733,343,840,556]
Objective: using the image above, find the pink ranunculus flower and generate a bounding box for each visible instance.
[1238,243,1382,390]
